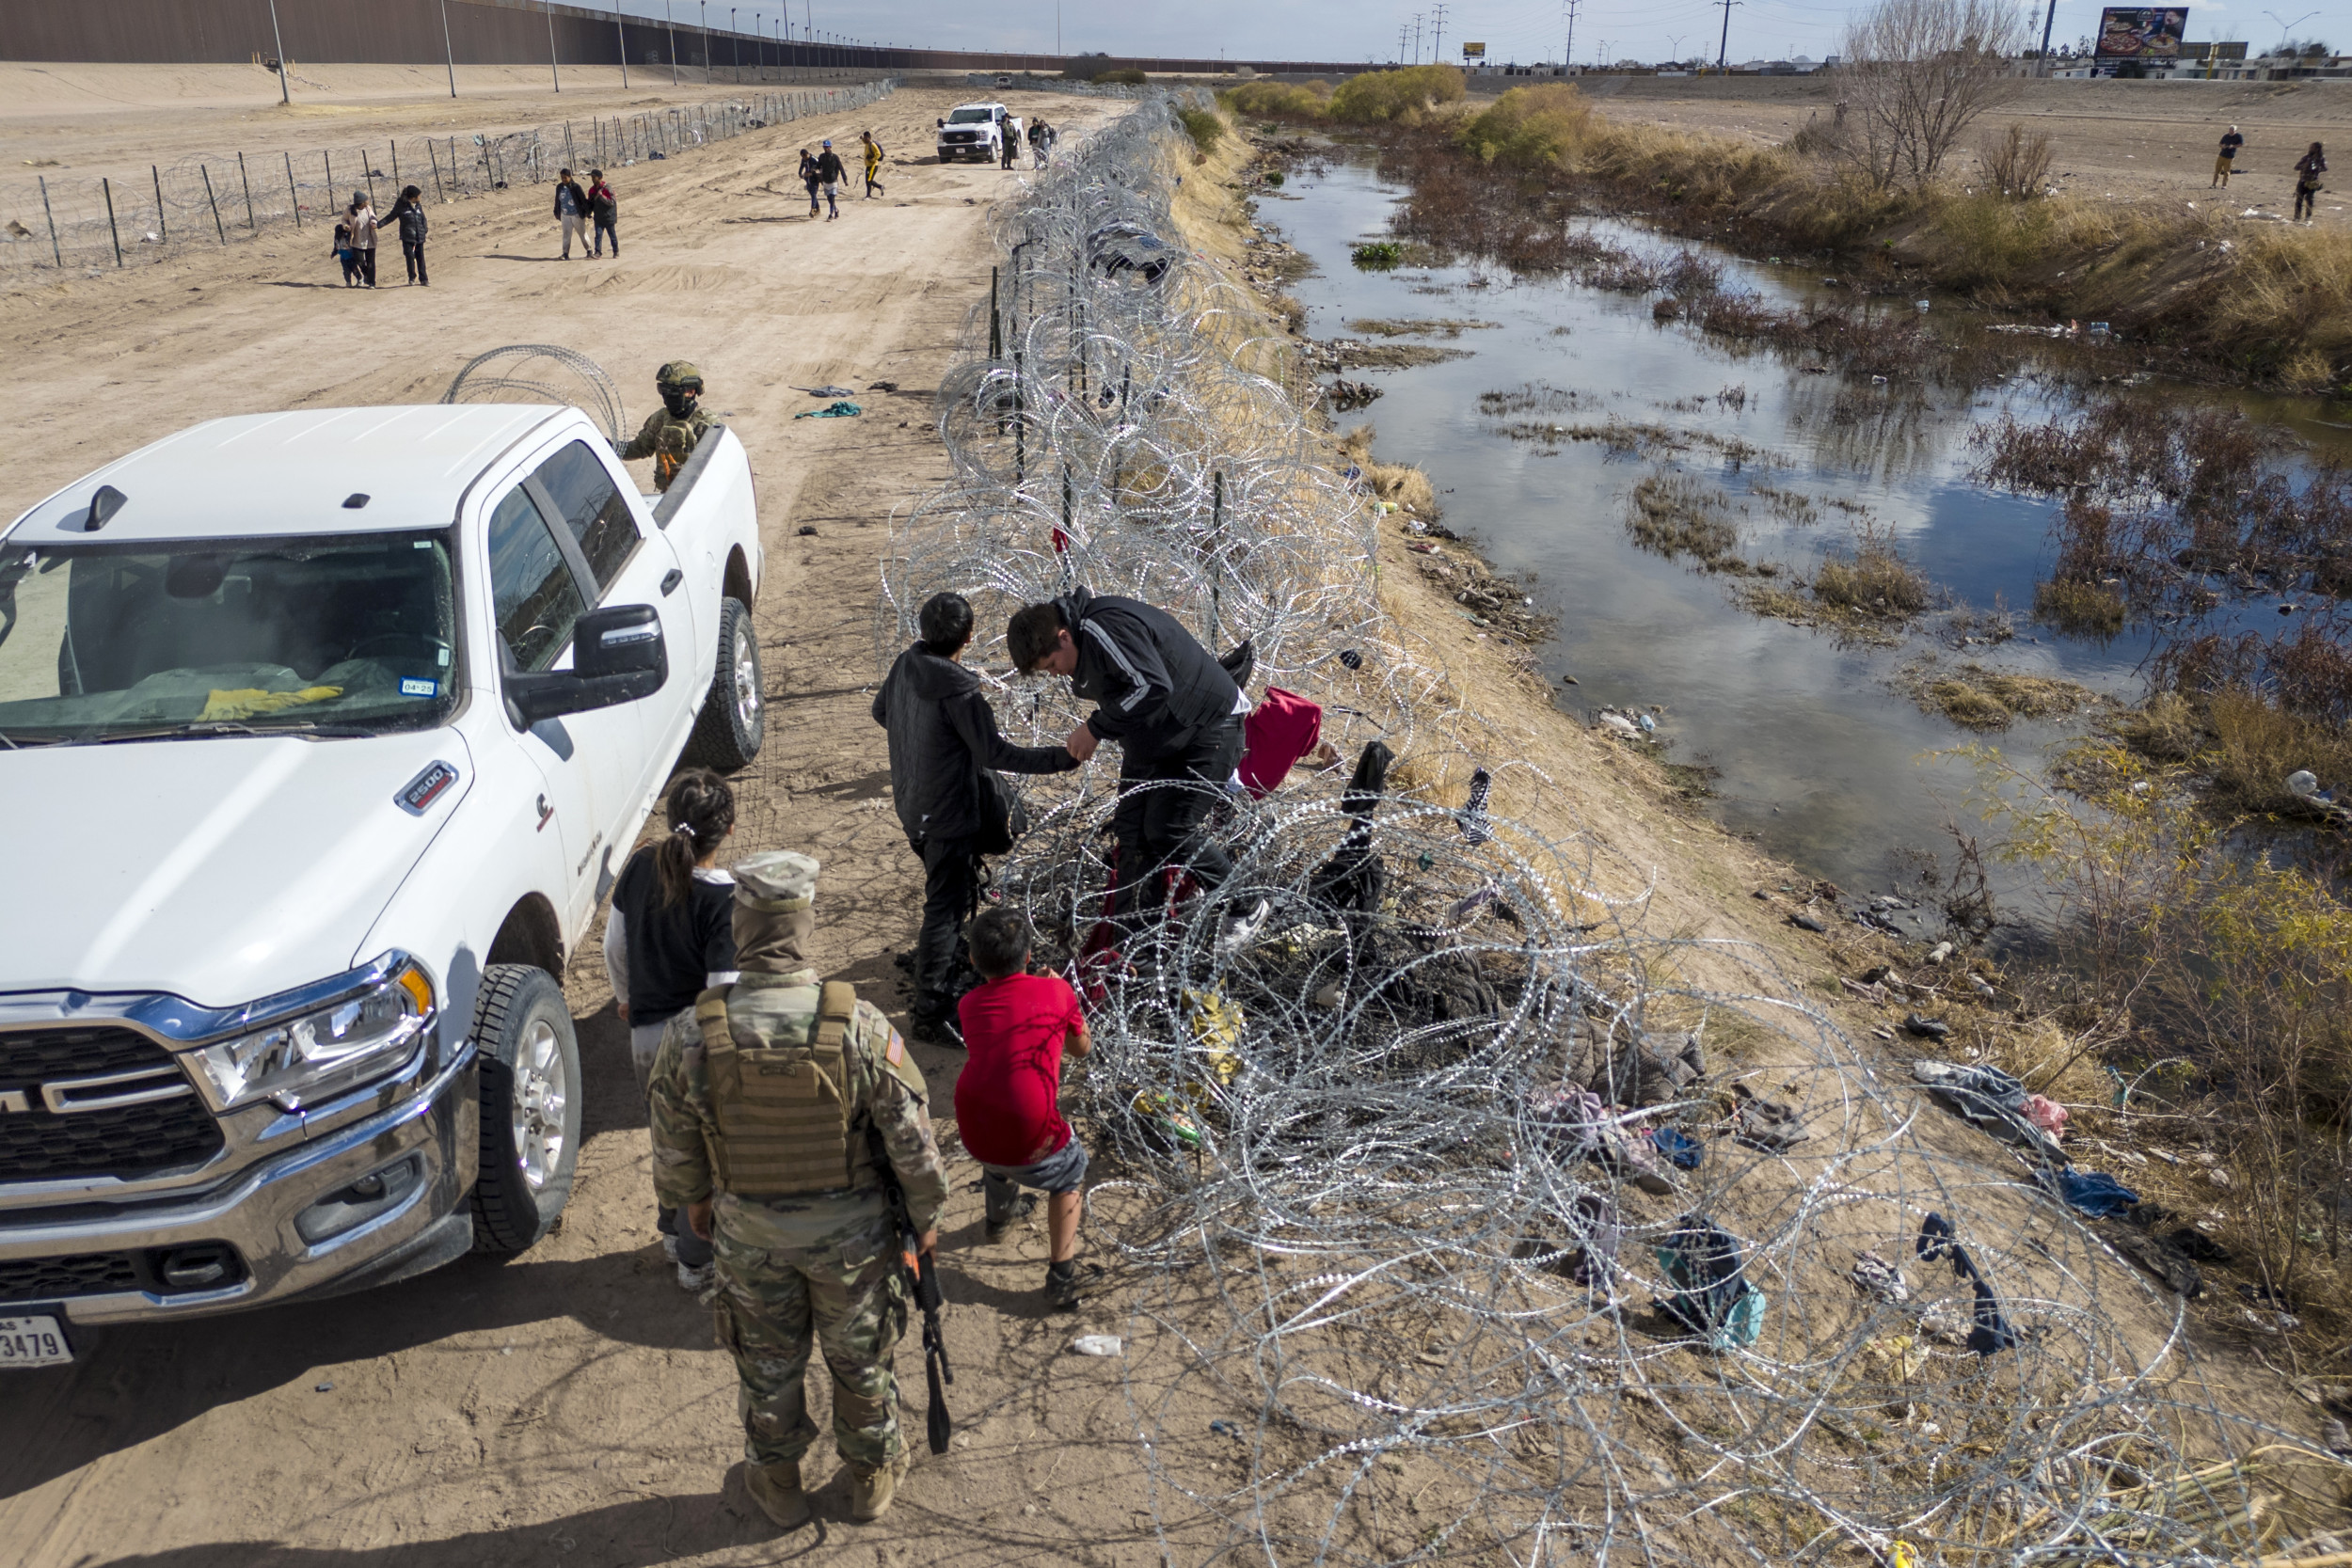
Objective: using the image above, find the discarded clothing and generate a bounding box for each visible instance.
[1456,767,1492,847]
[794,384,857,397]
[2104,1225,2202,1297]
[1647,1128,1705,1170]
[1561,1021,1706,1110]
[1527,1086,1673,1195]
[2053,1169,2139,1218]
[1237,687,1323,799]
[1563,1191,1621,1289]
[1730,1083,1804,1152]
[1307,740,1392,914]
[1966,1279,2020,1354]
[1912,1059,2065,1163]
[793,400,862,419]
[1654,1215,1765,1350]
[1915,1212,2018,1356]
[2024,1093,2069,1142]
[2166,1227,2232,1264]
[1850,1249,1911,1305]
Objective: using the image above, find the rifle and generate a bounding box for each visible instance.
[867,1124,952,1454]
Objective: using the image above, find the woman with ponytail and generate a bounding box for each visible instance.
[603,768,738,1290]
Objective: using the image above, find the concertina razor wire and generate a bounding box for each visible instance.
[881,96,2349,1567]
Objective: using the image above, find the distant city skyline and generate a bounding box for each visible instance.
[597,0,2280,67]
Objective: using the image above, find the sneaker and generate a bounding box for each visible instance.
[661,1233,680,1262]
[911,1013,964,1049]
[850,1456,902,1521]
[1043,1261,1083,1310]
[746,1459,811,1529]
[1215,898,1272,957]
[676,1260,714,1293]
[986,1193,1039,1243]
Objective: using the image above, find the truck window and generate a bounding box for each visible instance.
[486,486,587,673]
[946,107,994,123]
[0,531,459,743]
[532,440,639,594]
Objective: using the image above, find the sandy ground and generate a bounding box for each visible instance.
[0,75,2324,1567]
[1568,75,2352,229]
[0,83,1207,1568]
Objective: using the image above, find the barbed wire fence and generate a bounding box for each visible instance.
[884,95,2351,1567]
[0,77,893,284]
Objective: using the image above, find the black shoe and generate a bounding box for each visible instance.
[986,1193,1038,1243]
[1043,1260,1082,1310]
[911,1013,963,1049]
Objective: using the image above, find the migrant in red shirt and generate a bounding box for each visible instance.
[954,974,1086,1166]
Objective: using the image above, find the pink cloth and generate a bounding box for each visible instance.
[2025,1094,2068,1142]
[1237,687,1322,799]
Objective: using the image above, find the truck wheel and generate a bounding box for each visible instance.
[684,595,765,771]
[469,964,582,1254]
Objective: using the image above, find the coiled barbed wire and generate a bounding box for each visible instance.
[885,95,2343,1568]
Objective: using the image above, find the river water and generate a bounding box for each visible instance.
[1262,154,2350,904]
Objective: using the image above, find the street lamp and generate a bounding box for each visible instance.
[265,0,289,103]
[665,0,679,86]
[439,0,457,96]
[546,0,560,91]
[2264,9,2319,54]
[732,6,739,80]
[615,0,629,87]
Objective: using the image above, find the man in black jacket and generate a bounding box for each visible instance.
[1007,587,1267,948]
[874,593,1080,1038]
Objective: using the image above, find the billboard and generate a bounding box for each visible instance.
[1461,40,1486,58]
[2094,7,2187,58]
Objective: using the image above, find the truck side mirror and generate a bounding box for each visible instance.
[507,605,667,725]
[936,118,945,127]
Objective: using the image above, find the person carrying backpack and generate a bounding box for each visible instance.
[872,592,1080,1041]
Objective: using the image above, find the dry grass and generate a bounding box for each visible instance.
[2033,578,2126,638]
[1626,472,1743,569]
[1341,423,1439,517]
[1812,533,1930,618]
[1913,664,2101,730]
[2202,687,2352,816]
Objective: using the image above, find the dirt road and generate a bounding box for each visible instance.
[1,83,1182,1568]
[1574,75,2351,229]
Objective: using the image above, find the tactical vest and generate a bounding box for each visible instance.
[695,977,863,1198]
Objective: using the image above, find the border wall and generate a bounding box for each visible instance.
[0,0,1376,78]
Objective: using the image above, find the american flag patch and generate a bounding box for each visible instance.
[886,1030,906,1067]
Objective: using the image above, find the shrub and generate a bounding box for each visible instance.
[1978,121,2053,199]
[1457,84,1592,171]
[1813,533,1929,615]
[1098,68,1147,85]
[1328,65,1465,125]
[1176,105,1224,154]
[1225,80,1328,119]
[2033,578,2126,638]
[1351,240,1404,269]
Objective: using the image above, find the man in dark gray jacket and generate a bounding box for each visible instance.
[1007,587,1266,948]
[874,593,1079,1038]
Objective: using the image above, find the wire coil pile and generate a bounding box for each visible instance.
[885,99,2341,1567]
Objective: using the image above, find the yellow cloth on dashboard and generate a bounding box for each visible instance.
[200,686,342,721]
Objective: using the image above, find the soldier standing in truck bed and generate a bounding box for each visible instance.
[646,849,947,1531]
[619,361,712,491]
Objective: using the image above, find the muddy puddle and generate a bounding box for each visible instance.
[1262,154,2352,907]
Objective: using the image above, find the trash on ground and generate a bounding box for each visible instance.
[793,401,863,419]
[1654,1215,1765,1350]
[795,384,857,398]
[1070,1335,1124,1356]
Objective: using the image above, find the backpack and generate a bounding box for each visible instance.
[974,768,1027,856]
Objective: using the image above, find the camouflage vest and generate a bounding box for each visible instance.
[694,975,861,1198]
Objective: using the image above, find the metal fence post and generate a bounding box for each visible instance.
[38,175,62,266]
[285,150,301,226]
[200,164,227,243]
[427,138,444,202]
[365,156,377,211]
[324,149,334,205]
[390,141,399,188]
[152,164,167,244]
[237,150,256,230]
[103,177,123,266]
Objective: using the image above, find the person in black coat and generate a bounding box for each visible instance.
[1007,585,1267,949]
[385,184,429,285]
[874,592,1080,1038]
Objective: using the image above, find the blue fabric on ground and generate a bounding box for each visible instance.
[1649,1128,1705,1170]
[2054,1169,2140,1218]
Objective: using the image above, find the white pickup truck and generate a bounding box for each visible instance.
[0,403,764,1353]
[935,101,1023,163]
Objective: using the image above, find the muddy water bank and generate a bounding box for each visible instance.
[1256,150,2352,911]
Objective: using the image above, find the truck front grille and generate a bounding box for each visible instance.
[0,1243,246,1304]
[0,1027,223,1182]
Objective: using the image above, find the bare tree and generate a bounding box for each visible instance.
[1836,0,2032,190]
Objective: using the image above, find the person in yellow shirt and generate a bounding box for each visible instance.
[860,130,885,198]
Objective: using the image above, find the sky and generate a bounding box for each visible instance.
[603,0,2315,67]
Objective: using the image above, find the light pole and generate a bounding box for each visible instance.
[665,0,679,84]
[1714,0,1740,71]
[615,1,629,87]
[265,0,290,103]
[2264,9,2318,54]
[439,0,457,95]
[732,6,739,80]
[546,0,561,91]
[700,0,708,80]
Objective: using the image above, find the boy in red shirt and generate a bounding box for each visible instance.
[954,908,1091,1308]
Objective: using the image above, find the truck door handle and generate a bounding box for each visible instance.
[660,569,683,596]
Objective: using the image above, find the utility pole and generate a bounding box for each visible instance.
[732,6,739,80]
[439,0,457,95]
[700,0,707,79]
[1714,0,1740,70]
[1563,0,1579,71]
[265,0,290,103]
[546,0,561,91]
[1399,21,1409,63]
[615,1,629,87]
[1412,12,1423,62]
[1432,2,1449,62]
[1598,39,1610,68]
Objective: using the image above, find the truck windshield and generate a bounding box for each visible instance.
[0,531,460,744]
[947,108,994,123]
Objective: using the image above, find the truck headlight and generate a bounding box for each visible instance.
[192,959,436,1111]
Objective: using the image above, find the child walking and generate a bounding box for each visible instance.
[331,218,360,286]
[954,908,1092,1308]
[603,768,739,1291]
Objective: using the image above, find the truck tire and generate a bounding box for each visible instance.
[468,964,582,1254]
[684,595,765,772]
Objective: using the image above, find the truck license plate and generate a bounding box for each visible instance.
[0,1313,72,1369]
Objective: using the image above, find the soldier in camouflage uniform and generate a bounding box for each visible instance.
[619,360,714,491]
[646,849,948,1530]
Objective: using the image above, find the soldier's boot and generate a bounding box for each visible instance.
[850,1456,904,1522]
[746,1459,812,1530]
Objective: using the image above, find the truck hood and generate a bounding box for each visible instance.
[0,730,472,1008]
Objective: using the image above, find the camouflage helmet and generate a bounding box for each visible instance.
[655,360,705,395]
[733,849,818,908]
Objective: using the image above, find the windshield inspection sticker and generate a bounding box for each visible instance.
[400,677,438,698]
